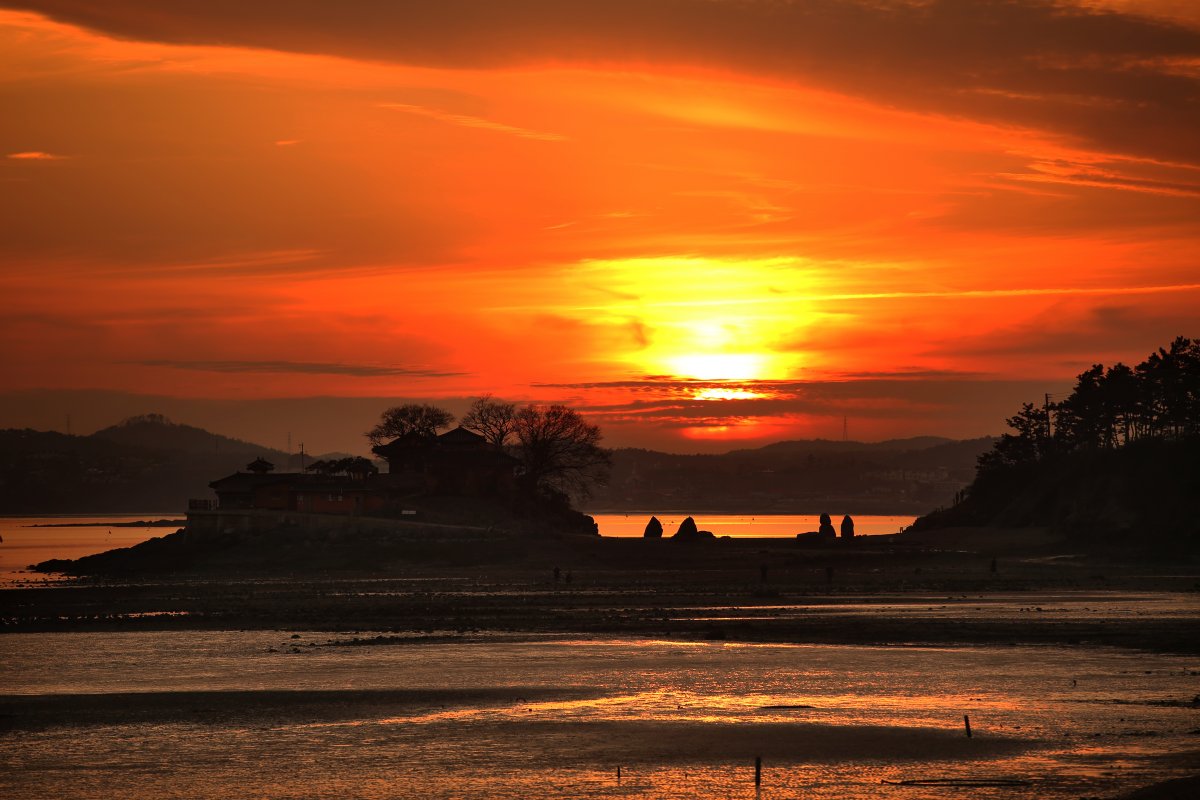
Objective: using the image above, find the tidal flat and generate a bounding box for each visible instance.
[2,530,1198,798]
[3,632,1199,799]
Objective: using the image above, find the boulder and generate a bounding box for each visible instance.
[818,512,837,539]
[643,516,664,538]
[674,516,698,538]
[840,515,855,538]
[672,516,712,541]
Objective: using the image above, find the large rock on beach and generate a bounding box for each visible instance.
[643,516,664,538]
[670,517,715,542]
[818,512,837,540]
[672,516,699,539]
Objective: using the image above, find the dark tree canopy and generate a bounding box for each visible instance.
[306,456,378,476]
[975,335,1200,482]
[512,403,611,500]
[460,394,518,448]
[922,336,1200,534]
[365,404,454,447]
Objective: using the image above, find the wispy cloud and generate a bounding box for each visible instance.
[136,360,466,378]
[378,102,565,141]
[537,374,1055,435]
[999,158,1200,197]
[6,151,68,160]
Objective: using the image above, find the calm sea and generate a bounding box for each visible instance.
[0,514,185,585]
[590,513,916,538]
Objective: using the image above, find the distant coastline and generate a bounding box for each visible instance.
[23,518,185,528]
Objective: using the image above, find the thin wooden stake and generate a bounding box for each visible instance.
[617,766,621,783]
[964,714,972,738]
[755,756,762,786]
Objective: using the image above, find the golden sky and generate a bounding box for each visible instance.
[1,1,1198,453]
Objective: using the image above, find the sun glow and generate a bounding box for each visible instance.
[680,417,793,440]
[566,256,823,383]
[692,386,769,401]
[669,353,768,381]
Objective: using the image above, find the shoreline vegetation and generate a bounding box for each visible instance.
[911,337,1200,554]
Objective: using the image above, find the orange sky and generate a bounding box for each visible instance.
[1,2,1198,454]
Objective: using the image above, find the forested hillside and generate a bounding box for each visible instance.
[912,337,1200,552]
[0,416,336,513]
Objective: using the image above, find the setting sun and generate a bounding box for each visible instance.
[668,354,770,382]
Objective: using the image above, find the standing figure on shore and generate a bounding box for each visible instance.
[840,515,855,538]
[818,513,836,539]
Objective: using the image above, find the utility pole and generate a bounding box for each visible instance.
[1044,393,1053,439]
[843,415,848,442]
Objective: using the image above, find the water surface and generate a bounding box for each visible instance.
[2,633,1196,799]
[591,513,915,538]
[0,515,185,585]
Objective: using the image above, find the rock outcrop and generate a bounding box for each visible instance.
[818,512,837,540]
[674,516,699,538]
[671,516,713,541]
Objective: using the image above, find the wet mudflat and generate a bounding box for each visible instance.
[3,532,1198,797]
[2,633,1198,799]
[6,567,1200,654]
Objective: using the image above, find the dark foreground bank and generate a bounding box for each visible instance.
[4,521,1198,654]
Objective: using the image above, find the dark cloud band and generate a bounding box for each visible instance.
[135,359,464,378]
[8,0,1200,162]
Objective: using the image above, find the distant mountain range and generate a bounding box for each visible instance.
[0,414,993,515]
[589,436,993,514]
[0,415,351,514]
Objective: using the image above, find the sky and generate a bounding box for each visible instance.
[1,1,1197,455]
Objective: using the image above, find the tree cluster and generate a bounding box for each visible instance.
[365,396,611,500]
[365,404,455,446]
[910,336,1200,541]
[978,336,1200,477]
[304,456,379,477]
